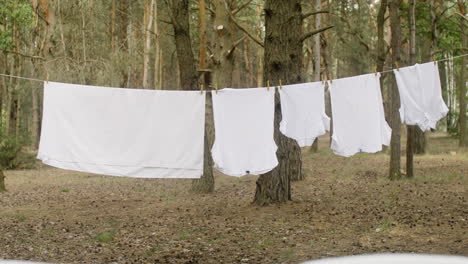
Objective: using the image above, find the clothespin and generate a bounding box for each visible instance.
[279,79,282,90]
[395,61,400,71]
[215,84,218,94]
[374,66,378,76]
[433,55,437,65]
[328,72,333,84]
[46,72,49,83]
[200,83,204,94]
[267,80,270,91]
[321,73,325,85]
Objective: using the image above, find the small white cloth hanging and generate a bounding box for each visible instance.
[329,73,391,157]
[279,82,330,147]
[211,88,278,177]
[37,82,206,178]
[393,62,448,131]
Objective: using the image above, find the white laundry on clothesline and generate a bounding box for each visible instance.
[279,82,330,147]
[329,73,391,157]
[394,62,448,131]
[211,88,278,177]
[38,82,206,178]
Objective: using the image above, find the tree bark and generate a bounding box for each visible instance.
[254,0,304,205]
[154,0,162,90]
[256,4,264,88]
[212,0,237,88]
[0,170,5,192]
[310,0,322,153]
[111,0,116,52]
[198,0,207,71]
[143,0,155,89]
[458,0,467,147]
[406,0,416,178]
[169,0,214,193]
[388,0,402,180]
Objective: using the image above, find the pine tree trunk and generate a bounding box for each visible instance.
[256,4,264,88]
[143,0,155,89]
[458,0,467,147]
[376,0,388,121]
[0,170,5,192]
[414,128,426,154]
[388,0,401,180]
[310,0,322,153]
[170,0,214,193]
[406,0,416,178]
[154,1,162,90]
[213,0,236,88]
[254,0,304,205]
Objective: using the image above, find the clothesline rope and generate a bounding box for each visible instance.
[0,53,466,90]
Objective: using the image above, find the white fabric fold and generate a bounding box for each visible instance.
[279,82,330,147]
[394,62,448,131]
[329,73,391,157]
[211,88,278,177]
[38,82,205,178]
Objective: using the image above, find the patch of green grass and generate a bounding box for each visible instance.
[177,230,191,241]
[61,188,70,193]
[377,218,395,232]
[280,248,295,261]
[95,231,115,243]
[255,239,272,249]
[144,246,163,257]
[15,214,27,222]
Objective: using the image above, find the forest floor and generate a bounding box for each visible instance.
[0,132,467,264]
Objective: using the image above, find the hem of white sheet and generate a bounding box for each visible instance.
[400,107,449,132]
[213,161,278,177]
[331,146,387,158]
[331,135,390,157]
[38,157,202,179]
[279,116,330,147]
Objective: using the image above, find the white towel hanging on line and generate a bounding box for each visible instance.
[38,82,206,178]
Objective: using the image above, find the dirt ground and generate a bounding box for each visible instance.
[0,133,467,264]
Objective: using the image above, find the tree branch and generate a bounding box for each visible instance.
[300,26,334,42]
[228,35,248,56]
[230,14,264,48]
[302,10,329,20]
[232,0,254,16]
[0,49,45,60]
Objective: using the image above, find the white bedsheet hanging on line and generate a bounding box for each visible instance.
[328,73,391,157]
[279,82,330,147]
[393,62,448,131]
[211,88,278,177]
[37,82,206,178]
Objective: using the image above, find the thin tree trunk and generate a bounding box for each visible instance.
[143,0,155,89]
[388,0,401,180]
[0,170,5,192]
[111,0,116,52]
[310,0,322,153]
[406,0,416,178]
[254,0,304,205]
[458,0,467,147]
[256,4,263,88]
[169,0,214,193]
[154,0,162,90]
